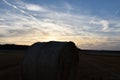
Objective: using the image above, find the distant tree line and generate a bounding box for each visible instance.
[0,44,30,50]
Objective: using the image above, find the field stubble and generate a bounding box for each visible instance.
[0,50,120,80]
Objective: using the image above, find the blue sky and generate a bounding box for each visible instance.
[0,0,120,50]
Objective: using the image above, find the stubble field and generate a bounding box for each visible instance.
[0,50,120,80]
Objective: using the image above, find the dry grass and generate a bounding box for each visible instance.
[0,50,120,80]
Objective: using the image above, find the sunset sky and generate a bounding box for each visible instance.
[0,0,120,50]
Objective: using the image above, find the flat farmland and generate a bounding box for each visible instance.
[0,50,25,80]
[0,50,120,80]
[77,51,120,80]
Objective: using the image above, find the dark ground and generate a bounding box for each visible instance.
[0,50,25,80]
[0,50,120,80]
[77,51,120,80]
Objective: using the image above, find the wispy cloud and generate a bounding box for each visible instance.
[89,16,96,24]
[0,18,4,21]
[0,0,120,50]
[2,0,25,13]
[25,4,46,11]
[63,2,73,13]
[100,20,109,32]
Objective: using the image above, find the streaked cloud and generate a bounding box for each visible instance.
[100,20,109,32]
[0,18,4,21]
[89,16,96,24]
[0,0,120,50]
[25,4,46,11]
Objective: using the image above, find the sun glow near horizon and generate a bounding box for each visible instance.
[0,34,119,50]
[0,0,120,50]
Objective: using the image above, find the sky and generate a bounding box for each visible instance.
[0,0,120,50]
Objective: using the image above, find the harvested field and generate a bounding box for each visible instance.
[0,50,25,80]
[77,51,120,80]
[0,50,120,80]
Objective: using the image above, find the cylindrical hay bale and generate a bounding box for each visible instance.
[21,41,79,80]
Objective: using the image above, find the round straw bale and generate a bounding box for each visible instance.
[21,41,79,80]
